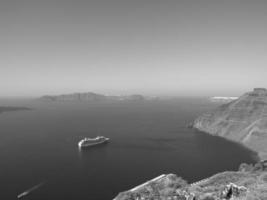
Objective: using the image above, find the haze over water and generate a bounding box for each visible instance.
[0,98,257,200]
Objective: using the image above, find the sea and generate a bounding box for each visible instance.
[0,98,257,200]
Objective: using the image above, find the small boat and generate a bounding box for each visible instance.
[17,182,45,199]
[78,136,109,149]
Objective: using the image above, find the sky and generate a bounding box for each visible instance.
[1,0,267,97]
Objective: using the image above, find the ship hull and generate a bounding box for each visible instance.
[78,139,109,149]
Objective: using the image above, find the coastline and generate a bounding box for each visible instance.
[192,89,267,162]
[194,127,261,162]
[193,126,265,162]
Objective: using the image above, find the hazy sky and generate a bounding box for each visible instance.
[1,0,267,97]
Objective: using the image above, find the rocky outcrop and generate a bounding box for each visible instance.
[220,183,247,199]
[193,88,267,160]
[114,161,267,200]
[39,92,147,102]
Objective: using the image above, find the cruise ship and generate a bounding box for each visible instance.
[78,136,110,149]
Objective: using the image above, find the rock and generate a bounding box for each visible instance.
[220,183,247,199]
[193,88,267,160]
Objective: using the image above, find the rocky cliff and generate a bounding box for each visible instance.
[193,88,267,160]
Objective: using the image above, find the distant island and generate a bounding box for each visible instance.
[0,106,31,114]
[194,88,267,161]
[39,92,156,102]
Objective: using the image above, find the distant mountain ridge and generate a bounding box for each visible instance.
[39,92,150,102]
[193,88,267,160]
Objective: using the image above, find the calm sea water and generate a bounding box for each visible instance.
[0,98,257,200]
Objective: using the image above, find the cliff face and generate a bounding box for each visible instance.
[193,88,267,160]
